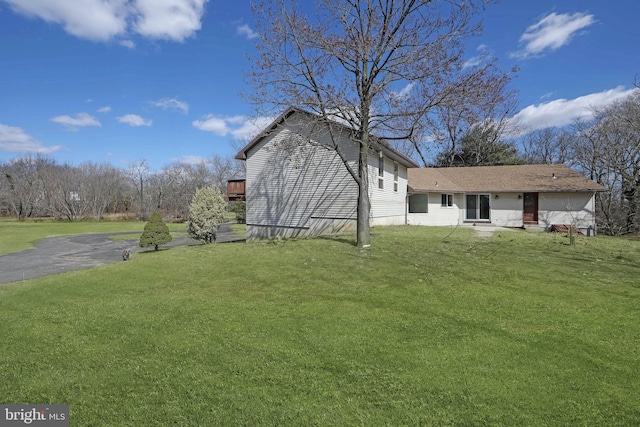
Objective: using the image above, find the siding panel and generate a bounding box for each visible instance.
[245,117,359,239]
[368,153,409,225]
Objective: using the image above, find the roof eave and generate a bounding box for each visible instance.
[409,188,604,194]
[234,106,421,168]
[234,107,298,160]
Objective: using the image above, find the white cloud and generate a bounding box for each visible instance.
[193,114,272,140]
[51,112,101,129]
[463,44,490,69]
[173,155,208,164]
[539,92,555,101]
[511,12,596,59]
[3,0,207,43]
[116,114,152,127]
[192,114,232,135]
[119,39,136,49]
[394,82,415,99]
[230,116,273,140]
[237,24,258,40]
[3,0,129,41]
[0,123,62,154]
[462,56,483,69]
[133,0,207,41]
[151,97,189,114]
[98,106,112,113]
[509,86,637,135]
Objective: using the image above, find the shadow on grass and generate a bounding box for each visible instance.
[317,235,357,247]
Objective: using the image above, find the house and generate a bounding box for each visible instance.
[407,164,605,235]
[235,107,419,240]
[237,108,605,239]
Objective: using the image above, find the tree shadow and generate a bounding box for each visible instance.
[246,114,358,241]
[316,235,357,247]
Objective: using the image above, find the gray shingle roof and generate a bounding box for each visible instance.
[408,164,605,193]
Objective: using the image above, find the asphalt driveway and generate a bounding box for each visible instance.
[0,224,243,285]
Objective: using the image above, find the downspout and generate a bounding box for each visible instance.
[405,191,409,225]
[593,191,598,236]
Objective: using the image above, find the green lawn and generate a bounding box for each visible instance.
[0,219,186,255]
[230,223,246,238]
[0,226,639,425]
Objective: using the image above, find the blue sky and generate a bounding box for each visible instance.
[1,0,638,170]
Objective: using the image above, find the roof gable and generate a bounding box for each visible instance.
[408,164,605,193]
[234,107,419,168]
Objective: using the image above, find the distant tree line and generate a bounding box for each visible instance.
[0,155,244,222]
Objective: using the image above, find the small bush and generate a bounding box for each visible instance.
[233,201,246,224]
[188,187,226,243]
[139,211,172,250]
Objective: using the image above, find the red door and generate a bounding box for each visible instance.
[523,192,538,224]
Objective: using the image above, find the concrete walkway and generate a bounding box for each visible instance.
[472,225,514,238]
[0,223,244,285]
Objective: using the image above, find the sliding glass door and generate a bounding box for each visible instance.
[466,194,490,221]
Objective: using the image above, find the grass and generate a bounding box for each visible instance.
[0,226,639,425]
[0,219,185,255]
[230,223,246,237]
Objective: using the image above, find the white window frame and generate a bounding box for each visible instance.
[378,152,384,190]
[441,193,453,207]
[393,162,399,192]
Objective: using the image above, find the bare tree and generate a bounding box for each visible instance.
[50,163,87,220]
[573,90,640,234]
[249,0,504,249]
[129,159,150,220]
[81,162,127,220]
[208,154,244,194]
[521,127,573,165]
[1,155,49,219]
[150,157,241,221]
[414,61,517,166]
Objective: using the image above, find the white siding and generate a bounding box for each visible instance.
[245,116,359,239]
[407,193,463,226]
[490,193,523,227]
[369,153,409,226]
[538,192,597,232]
[406,191,598,233]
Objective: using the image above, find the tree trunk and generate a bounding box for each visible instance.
[356,134,371,251]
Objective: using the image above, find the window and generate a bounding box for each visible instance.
[466,194,490,220]
[409,194,428,213]
[393,162,399,192]
[441,194,453,207]
[378,152,384,189]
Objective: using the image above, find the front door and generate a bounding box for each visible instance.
[523,192,538,224]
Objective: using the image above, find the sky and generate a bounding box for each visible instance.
[1,0,638,171]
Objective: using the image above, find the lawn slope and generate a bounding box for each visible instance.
[1,227,638,425]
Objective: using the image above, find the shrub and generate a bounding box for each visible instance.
[233,201,246,224]
[139,211,172,251]
[187,187,226,243]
